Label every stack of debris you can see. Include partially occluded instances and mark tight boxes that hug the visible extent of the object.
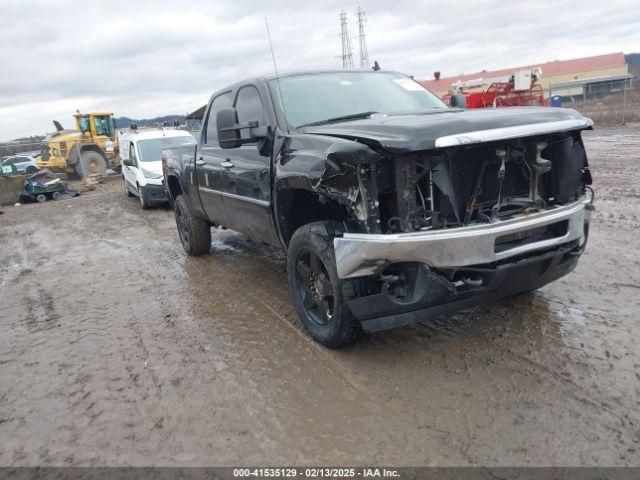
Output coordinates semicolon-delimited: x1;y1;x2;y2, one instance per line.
20;169;79;203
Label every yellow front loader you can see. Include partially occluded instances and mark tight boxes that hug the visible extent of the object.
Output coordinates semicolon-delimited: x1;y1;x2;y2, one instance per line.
38;111;121;178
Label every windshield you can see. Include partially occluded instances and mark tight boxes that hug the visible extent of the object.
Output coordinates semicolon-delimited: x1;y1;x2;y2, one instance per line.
270;72;448;128
136;136;196;162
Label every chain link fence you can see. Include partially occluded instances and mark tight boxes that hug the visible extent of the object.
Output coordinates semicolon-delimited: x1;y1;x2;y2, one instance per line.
549;74;638;125
0;140;46;160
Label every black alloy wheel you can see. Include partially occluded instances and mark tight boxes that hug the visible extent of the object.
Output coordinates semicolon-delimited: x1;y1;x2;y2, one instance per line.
173;194;211;256
293;249;335;327
287;222;362;348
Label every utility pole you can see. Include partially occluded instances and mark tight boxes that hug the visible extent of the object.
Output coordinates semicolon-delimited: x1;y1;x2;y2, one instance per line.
622;75;628;125
357;7;369;69
339;10;354;69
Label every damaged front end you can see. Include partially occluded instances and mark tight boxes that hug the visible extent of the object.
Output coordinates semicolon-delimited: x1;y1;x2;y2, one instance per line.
307;124;594;331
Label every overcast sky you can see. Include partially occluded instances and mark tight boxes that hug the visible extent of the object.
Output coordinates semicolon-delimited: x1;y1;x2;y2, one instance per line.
1;0;638;140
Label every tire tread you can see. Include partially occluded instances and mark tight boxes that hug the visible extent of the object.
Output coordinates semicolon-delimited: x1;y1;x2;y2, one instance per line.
175;194;211;256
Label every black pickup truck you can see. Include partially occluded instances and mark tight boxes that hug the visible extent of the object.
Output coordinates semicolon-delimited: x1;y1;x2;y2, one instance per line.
163;70;594;348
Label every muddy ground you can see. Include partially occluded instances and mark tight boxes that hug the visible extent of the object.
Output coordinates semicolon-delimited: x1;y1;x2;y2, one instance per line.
1;125;639;467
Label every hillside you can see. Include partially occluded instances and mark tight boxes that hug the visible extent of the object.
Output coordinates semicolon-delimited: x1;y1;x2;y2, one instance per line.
114;115;186;129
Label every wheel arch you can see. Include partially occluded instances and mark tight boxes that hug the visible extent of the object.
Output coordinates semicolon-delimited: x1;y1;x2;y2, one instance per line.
69;143;106;166
275;186;349;247
80;144;106;159
166;174;184;205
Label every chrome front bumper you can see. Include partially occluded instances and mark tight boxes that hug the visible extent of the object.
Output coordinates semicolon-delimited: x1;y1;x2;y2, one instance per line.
334;198;591;279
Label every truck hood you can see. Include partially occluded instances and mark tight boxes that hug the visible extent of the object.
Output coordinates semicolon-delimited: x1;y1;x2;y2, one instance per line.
300;107;593;153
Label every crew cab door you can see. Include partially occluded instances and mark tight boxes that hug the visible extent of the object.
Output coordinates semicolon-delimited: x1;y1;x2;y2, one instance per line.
218;85;279;245
196;91;233;226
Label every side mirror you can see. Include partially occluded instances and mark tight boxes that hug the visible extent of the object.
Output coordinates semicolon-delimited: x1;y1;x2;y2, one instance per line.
217;108;263;149
123;158;134;167
450;92;467;109
217;108;242;149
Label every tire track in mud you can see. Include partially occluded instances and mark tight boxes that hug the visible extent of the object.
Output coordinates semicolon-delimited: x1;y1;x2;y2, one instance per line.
187;236;635;463
138;209;409;418
148;234;468;464
0;189;213;465
84;193;436;464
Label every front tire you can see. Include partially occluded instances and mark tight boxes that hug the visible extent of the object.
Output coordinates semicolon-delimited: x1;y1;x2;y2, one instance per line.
75;151;107;178
287;222;362;349
123;176;133;197
174;194;211;256
138;184;150;209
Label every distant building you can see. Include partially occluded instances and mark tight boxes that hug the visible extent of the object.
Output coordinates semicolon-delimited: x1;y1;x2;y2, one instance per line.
421;52;630;98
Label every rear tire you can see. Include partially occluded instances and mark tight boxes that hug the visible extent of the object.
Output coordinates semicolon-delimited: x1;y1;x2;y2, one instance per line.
76;151;107;178
174;194;211;256
287;222;362;349
26;166;38;174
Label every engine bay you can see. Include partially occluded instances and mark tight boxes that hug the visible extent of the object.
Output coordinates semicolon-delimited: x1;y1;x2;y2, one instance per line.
367;132;592;234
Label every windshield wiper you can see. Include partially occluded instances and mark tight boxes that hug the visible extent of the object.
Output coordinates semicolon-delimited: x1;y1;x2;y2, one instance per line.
297;111;380;128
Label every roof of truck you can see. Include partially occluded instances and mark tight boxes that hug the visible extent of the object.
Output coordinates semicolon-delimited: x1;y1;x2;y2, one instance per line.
209;69;408;99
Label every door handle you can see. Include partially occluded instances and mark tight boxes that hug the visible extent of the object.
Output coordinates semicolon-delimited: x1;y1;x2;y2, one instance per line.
221;160;234;169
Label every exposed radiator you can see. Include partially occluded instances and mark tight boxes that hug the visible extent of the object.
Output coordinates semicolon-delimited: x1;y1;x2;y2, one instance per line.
450;153;530;219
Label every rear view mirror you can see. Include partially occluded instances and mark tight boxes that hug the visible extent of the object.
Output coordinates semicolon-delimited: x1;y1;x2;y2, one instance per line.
123;158;134;167
450;92;467;109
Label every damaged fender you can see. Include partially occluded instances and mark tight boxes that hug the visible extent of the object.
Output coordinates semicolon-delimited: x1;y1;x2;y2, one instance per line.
274;134;383;241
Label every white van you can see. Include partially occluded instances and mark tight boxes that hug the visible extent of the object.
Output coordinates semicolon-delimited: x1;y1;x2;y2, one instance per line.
119;127;196;209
